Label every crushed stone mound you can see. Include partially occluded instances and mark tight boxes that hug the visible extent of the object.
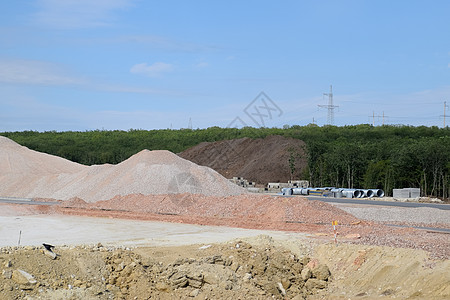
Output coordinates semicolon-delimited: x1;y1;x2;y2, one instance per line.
0;136;245;202
178;135;307;184
63;193;360;226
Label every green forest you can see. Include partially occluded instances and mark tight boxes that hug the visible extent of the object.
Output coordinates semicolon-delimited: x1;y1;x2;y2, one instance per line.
2;125;450;199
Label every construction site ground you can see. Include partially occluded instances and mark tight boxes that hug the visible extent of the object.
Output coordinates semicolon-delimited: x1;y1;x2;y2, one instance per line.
0;136;448;299
1;196;449;300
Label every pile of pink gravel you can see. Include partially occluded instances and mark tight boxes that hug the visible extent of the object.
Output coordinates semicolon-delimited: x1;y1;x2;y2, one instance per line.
0;136;245;202
62;193;361;225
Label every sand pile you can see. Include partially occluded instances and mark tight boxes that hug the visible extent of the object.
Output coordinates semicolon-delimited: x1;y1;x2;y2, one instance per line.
0;136;244;202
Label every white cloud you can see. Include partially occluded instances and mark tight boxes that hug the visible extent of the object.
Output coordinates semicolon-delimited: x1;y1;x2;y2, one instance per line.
195;62;209;68
93;83;185;96
121;35;221;52
0;59;83;85
130;62;174;77
0;58;183;94
34;0;133;29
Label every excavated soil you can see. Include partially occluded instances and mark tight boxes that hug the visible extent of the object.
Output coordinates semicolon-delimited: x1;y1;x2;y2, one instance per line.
178;135;307;184
0;237;334;299
1;235;449;300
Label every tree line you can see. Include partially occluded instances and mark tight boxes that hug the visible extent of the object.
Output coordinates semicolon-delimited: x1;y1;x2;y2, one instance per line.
2;125;449;199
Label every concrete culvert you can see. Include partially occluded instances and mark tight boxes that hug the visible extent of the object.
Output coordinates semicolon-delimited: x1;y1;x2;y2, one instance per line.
361;189;375;198
370;189;385;197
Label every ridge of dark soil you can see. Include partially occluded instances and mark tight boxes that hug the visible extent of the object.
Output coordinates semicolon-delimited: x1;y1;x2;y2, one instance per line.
178;135;307;185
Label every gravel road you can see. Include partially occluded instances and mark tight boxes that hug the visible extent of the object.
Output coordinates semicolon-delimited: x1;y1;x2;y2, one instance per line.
333;204;450;225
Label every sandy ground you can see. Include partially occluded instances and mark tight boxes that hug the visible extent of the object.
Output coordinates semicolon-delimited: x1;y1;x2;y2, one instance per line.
0;214;310;248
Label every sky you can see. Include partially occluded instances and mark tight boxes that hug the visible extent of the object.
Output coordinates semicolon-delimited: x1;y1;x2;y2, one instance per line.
1;0;450;131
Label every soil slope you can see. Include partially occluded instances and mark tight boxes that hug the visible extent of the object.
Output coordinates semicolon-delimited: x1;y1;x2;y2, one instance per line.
179;135;307;184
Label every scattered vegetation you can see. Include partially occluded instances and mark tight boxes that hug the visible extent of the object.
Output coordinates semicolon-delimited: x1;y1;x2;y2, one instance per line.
2;125;449;198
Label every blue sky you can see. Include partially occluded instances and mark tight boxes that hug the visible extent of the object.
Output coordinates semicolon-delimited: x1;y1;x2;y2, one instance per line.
1;0;449;131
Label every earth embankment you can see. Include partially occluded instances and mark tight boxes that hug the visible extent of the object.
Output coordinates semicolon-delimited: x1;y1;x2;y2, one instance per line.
179;135;307;184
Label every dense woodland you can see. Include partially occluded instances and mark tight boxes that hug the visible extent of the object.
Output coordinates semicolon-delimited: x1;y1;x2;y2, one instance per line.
2;125;450;199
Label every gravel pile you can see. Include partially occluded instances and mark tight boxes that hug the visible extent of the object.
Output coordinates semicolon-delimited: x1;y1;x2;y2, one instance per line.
0;136;245;202
63;193;361;225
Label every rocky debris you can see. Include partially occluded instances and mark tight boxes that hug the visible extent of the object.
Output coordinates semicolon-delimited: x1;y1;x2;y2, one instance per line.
0;239;330;299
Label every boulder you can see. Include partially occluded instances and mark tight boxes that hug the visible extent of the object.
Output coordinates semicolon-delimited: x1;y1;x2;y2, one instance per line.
311;264;330;281
305;278;327;290
301;268;311;281
12;269;37;285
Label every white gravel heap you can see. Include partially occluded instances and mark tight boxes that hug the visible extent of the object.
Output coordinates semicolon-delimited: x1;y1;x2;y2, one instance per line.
0;136;245;202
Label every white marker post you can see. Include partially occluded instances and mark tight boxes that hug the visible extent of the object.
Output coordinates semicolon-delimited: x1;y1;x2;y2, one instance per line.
332;221;338;244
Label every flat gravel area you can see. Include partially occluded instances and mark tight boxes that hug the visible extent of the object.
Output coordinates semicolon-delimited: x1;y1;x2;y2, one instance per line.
0;215;309;247
333;204;450;225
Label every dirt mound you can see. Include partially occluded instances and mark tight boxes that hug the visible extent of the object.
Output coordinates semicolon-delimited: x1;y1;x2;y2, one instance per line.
0;239;331;299
0;136;244;202
178;135;307;184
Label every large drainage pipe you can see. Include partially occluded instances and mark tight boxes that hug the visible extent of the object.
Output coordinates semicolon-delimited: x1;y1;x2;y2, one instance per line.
283;187;384;198
292;188;309;195
370;189;385;197
342;189;363;198
281;188;292;196
360;189;375;198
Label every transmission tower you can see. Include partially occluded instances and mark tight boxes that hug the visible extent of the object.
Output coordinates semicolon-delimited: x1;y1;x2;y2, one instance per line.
318;85;339;125
369;111;389;126
441;101;448;128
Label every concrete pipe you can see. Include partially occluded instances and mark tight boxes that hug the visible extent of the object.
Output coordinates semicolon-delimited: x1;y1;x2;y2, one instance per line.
281;188;292;196
356;190;365;198
292;188;302;195
361;189;375;198
342;189;362;198
292;188;309;195
370;189;385;197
